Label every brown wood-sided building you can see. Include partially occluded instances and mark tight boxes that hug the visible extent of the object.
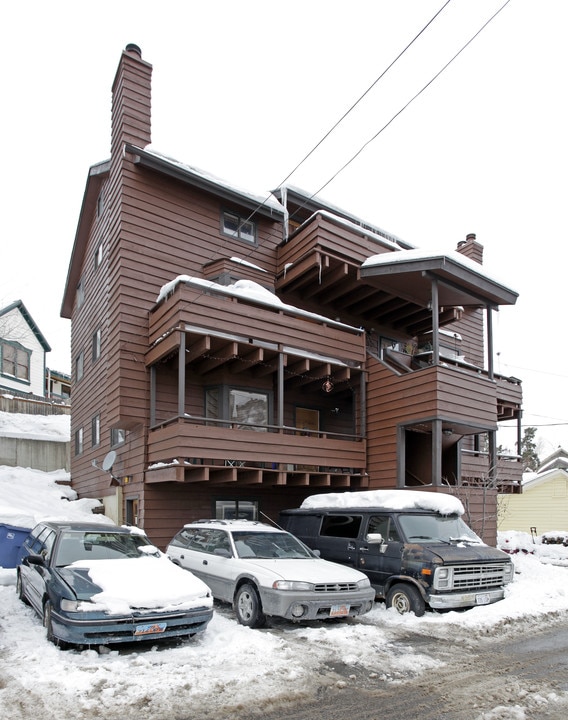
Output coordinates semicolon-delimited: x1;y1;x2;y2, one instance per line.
61;45;523;549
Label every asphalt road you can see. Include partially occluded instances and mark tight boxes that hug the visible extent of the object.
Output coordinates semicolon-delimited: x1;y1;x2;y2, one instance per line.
223;615;568;720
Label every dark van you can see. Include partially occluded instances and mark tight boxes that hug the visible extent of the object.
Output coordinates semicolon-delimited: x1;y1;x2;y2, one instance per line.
279;490;514;616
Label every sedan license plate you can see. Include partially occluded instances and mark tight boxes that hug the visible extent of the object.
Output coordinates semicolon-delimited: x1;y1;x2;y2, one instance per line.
135;622;167;636
476;593;491;605
330;603;350;618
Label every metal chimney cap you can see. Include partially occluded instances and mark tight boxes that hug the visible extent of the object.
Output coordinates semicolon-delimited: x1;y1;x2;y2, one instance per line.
125;43;142;57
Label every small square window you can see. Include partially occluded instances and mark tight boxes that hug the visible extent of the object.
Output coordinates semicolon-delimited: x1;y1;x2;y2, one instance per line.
222;211;256;244
92;415;101;447
92;329;101;362
111;428;126;446
75;428;84;456
75;352;84;381
77;279;85;309
94;243;103;269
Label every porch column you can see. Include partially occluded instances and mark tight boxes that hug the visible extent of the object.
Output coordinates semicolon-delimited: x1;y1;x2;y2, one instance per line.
178;331;186;417
277;350;284;427
488;429;497;485
486;304;494;381
150;365;156;426
397;424;406;488
432;419;442;486
431;277;440;364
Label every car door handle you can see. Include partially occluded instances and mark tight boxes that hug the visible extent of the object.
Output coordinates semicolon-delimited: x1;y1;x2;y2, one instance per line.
203;559;208;565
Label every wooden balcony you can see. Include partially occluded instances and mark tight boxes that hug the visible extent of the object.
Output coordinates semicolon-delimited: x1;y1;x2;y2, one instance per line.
147;277;366;368
146;417;367;488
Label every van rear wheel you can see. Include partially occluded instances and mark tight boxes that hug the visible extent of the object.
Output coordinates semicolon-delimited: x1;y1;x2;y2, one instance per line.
386;583;425;616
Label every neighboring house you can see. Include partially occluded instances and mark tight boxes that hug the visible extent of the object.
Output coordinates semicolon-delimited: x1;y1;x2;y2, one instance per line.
0;300;51;398
498;448;568;534
60;45;523;548
46;368;71;401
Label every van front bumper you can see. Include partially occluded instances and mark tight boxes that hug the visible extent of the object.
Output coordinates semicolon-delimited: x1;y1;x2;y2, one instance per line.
428;587;505;610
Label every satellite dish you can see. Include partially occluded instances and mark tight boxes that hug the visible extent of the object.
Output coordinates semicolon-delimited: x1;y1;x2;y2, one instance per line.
101;451;117;472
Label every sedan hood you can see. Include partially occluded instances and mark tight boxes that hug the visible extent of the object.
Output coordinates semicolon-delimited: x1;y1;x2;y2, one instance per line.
59;556;212;613
241;557;367;584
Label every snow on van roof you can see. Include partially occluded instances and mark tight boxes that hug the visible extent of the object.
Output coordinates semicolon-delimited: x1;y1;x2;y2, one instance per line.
300;489;464;516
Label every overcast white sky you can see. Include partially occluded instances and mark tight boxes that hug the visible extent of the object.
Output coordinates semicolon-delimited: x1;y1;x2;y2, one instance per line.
1;0;566;454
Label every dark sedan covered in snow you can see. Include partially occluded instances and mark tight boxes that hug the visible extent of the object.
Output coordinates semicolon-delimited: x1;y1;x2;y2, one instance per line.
17;520;213;649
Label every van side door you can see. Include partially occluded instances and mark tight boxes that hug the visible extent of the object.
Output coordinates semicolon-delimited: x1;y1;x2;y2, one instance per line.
357;515;403;596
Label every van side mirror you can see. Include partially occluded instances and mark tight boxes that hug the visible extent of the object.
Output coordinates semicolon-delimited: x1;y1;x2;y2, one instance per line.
24;554;46;567
366;533;383;545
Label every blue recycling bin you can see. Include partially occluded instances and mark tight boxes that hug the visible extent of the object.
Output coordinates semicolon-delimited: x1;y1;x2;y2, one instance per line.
0;524;31;568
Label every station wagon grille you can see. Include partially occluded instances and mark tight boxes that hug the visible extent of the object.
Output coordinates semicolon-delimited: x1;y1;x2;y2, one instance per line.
451;563;509;589
314;582;358;592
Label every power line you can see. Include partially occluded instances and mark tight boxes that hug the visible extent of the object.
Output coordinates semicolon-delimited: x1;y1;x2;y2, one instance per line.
275;0;454;189
301;0;512;208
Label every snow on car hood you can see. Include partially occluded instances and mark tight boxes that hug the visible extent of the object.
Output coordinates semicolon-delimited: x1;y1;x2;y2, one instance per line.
63;555;213;614
241;557;367;584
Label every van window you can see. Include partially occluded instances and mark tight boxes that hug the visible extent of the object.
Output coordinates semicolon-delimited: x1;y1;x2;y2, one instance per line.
368;516;401;542
320;514;362;539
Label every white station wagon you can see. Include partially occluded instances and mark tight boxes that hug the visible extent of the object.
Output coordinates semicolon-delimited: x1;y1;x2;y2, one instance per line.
166;520;375;627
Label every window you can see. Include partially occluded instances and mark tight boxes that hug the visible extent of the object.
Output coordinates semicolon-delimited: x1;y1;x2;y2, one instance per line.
92;328;101;361
92;414;101;447
222;211;256;243
230;390;268;431
215;500;258;521
94;243;103;269
77;279;85;309
320;514;362;539
75;428;84;456
111;428;126;446
368;516;401;542
206;387;270;431
0;341;30;382
75;352;84;382
96;190;104;218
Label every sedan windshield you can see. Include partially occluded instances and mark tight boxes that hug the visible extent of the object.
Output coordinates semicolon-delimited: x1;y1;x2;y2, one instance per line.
397;514;483;544
55;531;152;566
232;531;313;559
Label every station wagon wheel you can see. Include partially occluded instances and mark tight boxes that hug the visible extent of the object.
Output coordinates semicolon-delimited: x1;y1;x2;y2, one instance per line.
386;583;425;616
16;571;29;605
234;583;266;628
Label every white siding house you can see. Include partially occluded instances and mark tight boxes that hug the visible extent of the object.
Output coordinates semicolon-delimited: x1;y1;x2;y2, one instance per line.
0;300;51;398
498;447;568;534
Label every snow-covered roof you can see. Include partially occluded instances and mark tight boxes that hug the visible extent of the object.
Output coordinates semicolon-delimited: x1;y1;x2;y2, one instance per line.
156;276;363;335
300;489;464;516
131;145;286;219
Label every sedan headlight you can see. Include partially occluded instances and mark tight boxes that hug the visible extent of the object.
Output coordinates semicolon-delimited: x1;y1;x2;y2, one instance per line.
272;580;313;591
357;577;371;589
60;598;81;612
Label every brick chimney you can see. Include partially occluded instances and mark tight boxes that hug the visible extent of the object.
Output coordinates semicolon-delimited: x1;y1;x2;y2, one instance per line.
456;233;484;265
111;43;152;155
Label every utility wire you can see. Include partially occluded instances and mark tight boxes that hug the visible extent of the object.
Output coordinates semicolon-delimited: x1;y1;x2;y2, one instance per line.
275;0;454;189
230;0;455;242
298;0;512;215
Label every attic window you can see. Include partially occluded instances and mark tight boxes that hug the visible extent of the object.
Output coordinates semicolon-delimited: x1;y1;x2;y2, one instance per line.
222;211;256;244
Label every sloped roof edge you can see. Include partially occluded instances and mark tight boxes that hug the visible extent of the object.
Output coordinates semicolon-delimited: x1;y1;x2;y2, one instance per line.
0;299;51;352
128;145;286;221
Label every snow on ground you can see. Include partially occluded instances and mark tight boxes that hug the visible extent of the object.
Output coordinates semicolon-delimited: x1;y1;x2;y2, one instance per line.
1;465;568;719
0;410;70;442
